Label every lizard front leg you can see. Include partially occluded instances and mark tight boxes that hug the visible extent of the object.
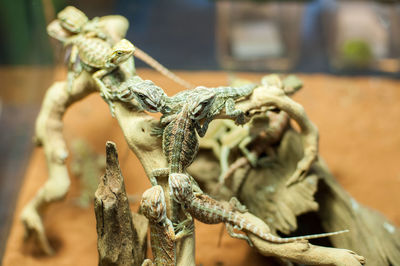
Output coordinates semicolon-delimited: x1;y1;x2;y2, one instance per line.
149;168;169;186
93;69;115;116
229;197;248;213
150;125;164;137
226;223;253;246
195;118;212;138
173;215;194;241
238;135;258;167
225;98;247;125
66;45;80;93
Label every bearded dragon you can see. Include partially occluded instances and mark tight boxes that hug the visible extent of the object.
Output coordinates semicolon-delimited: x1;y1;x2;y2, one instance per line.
49;6;194;92
116;80;256;136
57;6;108;40
148;92;216;186
140;185;192;266
169;173;349;245
218;74;303;183
165;84;257;135
65;35;135;115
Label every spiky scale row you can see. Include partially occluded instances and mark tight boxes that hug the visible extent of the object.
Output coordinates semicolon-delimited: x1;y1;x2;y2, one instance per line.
170;173;349;244
74;37;112;68
163;103;199;174
190;194;348;243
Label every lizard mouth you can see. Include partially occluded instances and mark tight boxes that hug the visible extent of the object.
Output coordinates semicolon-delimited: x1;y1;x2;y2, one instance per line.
144;101;159;113
147;105;158;112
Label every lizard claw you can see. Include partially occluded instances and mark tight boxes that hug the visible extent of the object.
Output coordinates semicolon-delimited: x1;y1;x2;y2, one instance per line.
234;113;248;125
150;126;164;137
245;152;258;168
99;88;116;117
174;220;194;236
286;159;310;186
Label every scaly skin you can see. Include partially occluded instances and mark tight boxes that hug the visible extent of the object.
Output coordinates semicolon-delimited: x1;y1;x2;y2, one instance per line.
169;173;349;245
119;83;256;137
57;5;194;89
50;5;193;106
165;84;257;135
47;19;74;43
218;74;302;184
54;6;112;94
140;185;192;266
57;6;89;34
219;110;290;184
113;76;169;113
65;35;135;115
149;93;215;186
56;6;114;42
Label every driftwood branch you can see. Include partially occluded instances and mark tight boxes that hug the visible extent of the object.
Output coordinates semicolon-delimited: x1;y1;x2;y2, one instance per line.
242;212;365;266
21;70;369;265
191;122;400;265
112;102;196;266
19;20;375;263
95;141;148;266
20;72;97;255
314;159;400;265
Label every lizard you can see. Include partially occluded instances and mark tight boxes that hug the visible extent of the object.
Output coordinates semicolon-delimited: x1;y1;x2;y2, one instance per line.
115;80;256;137
53;6;114;93
169;173;349;246
217;74;303;184
113;75;170;114
218;110;290;185
147;91;216;186
140;185;193;266
165;84;257;135
57;6;107;40
50;6;195;92
64;35;135;115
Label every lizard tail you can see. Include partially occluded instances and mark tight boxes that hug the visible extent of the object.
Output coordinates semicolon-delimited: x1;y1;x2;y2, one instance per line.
263;229;349;243
133;47;195;90
258;229;350;243
241;218;349;243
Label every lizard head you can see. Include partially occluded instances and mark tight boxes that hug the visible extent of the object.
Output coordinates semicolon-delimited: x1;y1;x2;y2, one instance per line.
121;76;167;113
140;185;167;224
188;88;215;120
57;6;88;33
169;173;193;204
47;20;73;42
108;39;135;65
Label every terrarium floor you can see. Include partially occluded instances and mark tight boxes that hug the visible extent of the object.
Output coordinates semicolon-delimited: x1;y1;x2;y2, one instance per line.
3;70;400;266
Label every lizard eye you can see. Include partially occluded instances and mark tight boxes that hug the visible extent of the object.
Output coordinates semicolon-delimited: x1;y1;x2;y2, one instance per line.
136;93;146;99
117;51;122;55
163;106;171;113
144;99;158;111
191;100;212;119
135;93;158;113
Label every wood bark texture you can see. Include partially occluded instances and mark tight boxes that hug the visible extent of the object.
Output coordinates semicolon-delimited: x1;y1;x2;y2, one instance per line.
94;141;148;266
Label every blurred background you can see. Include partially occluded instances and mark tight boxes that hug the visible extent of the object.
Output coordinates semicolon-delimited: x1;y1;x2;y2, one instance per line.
1;0;400;73
1;0;400;262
